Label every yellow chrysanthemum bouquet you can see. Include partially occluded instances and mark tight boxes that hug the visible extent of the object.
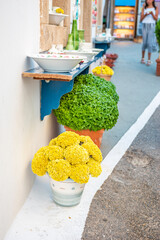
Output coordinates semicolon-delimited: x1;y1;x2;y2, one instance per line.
92;65;114;81
31;131;103;184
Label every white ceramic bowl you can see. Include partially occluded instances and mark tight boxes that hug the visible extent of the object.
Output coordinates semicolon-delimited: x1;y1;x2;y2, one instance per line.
79;42;93;51
49;13;68;25
63;50;97;61
29;54;84;72
91;48;104;52
95;36;106;42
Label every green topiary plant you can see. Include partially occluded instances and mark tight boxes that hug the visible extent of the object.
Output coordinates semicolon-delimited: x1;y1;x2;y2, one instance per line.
155;19;160;58
53;74;119;131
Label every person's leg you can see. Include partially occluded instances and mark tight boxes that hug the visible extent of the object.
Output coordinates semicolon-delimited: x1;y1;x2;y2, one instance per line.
148;52;151;61
146;24;155;66
146;52;151;66
141;24;147;63
141;50;145;63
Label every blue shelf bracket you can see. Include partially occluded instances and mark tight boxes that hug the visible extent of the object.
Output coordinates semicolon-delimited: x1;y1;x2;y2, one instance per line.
40;65;90;120
93;41;110;56
41;79;74;120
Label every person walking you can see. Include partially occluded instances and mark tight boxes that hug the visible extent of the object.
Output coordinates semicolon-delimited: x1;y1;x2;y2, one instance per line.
140;0;158;66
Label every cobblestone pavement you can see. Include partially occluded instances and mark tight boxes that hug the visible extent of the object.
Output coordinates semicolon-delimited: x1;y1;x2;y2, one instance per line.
82;106;160;240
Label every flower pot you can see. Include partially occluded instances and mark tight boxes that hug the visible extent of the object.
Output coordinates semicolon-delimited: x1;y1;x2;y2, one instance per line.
50;178;85;206
64;126;105;148
105;53;118;60
156;58;160;76
94;73;112;81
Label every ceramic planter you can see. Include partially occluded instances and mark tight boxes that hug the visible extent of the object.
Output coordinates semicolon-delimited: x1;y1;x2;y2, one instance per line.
156;58;160;76
64;126;105;148
50;178;85;206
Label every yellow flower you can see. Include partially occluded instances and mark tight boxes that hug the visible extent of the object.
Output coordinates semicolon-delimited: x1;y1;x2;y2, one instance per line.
48;146;64;161
87;159;102;177
31;152;48;176
79;135;93;145
96;70;101;75
49;137;58;146
70;164;89;184
64;144;89;165
56;8;64;14
47;159;71;181
82;142;103;162
56;131;80;148
92;65;114;76
35;147;49;160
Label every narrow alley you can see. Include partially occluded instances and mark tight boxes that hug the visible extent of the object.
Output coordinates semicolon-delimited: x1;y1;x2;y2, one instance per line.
4;41;160;240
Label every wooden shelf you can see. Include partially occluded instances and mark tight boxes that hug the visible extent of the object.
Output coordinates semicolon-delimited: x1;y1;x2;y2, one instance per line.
22;58;99;82
115;37;134;40
114;20;134;22
114;12;135;15
22;68;72;82
114;28;134;30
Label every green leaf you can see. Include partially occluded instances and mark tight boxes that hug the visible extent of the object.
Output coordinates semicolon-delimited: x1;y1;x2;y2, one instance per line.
53;74;119;131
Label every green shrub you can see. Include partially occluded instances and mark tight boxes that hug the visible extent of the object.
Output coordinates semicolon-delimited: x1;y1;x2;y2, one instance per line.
53;74;119;131
155;19;160;50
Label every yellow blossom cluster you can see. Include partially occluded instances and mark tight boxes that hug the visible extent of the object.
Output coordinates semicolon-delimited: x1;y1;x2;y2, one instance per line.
56;8;64;14
31;152;48;176
70;165;90;184
47;159;71;181
64;144;89;165
92;65;114;76
87;160;102;177
31;131;103;184
82;142;103;162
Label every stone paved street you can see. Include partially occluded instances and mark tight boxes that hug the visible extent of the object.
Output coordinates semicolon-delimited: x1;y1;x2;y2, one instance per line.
82;62;160;240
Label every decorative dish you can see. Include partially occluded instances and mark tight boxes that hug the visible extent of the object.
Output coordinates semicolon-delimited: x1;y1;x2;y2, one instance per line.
49;13;68;25
29;54;84;72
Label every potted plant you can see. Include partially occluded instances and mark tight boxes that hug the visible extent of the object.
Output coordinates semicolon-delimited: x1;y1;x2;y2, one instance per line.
31;131;103;206
53;74;119;147
92;65;114;81
155;19;160;76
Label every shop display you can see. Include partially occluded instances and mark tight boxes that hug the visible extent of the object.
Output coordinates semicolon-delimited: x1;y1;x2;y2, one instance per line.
113;6;136;39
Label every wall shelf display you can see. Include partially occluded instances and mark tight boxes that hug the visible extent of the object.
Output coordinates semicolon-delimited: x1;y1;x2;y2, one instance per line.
113;0;137;40
22;53;103;120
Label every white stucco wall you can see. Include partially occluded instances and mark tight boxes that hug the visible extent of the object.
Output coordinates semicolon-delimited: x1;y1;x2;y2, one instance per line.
0;1;57;239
